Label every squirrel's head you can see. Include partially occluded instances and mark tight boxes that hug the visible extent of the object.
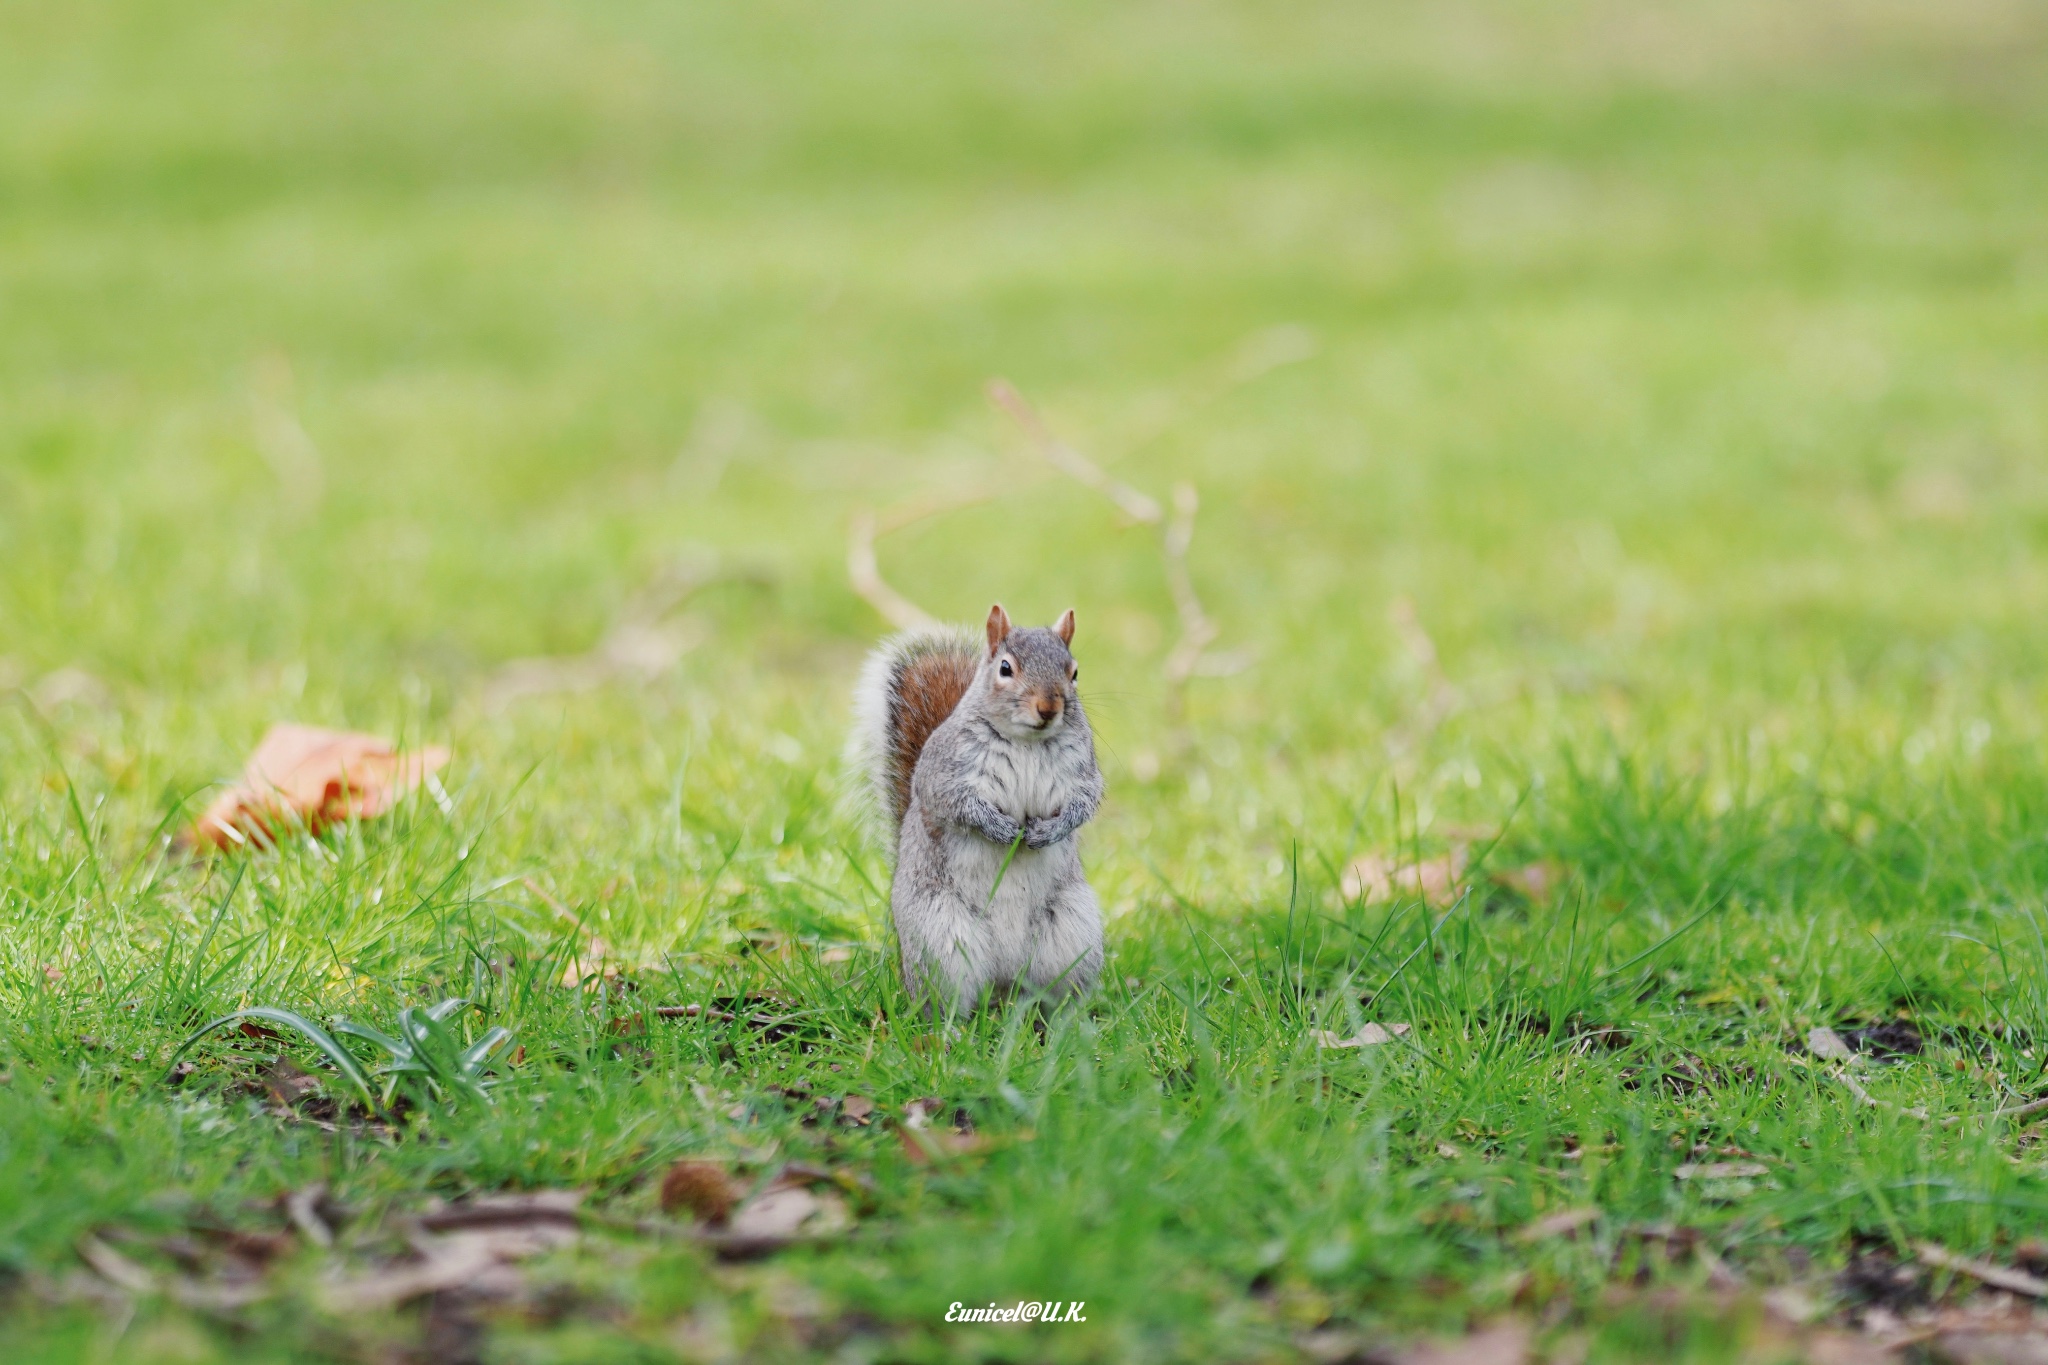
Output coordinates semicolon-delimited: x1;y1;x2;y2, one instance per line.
980;603;1080;740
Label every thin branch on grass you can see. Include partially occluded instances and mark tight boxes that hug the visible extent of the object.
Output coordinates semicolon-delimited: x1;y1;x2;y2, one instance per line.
1113;325;1319;464
286;1184;335;1249
1980;1094;2048;1123
845;333;1303;728
986;378;1245;721
1916;1241;2048;1298
1828;1065;2048;1128
985;379;1162;523
1832;1068;1929;1121
1160;482;1221;703
845;492;1004;632
1930;1091;2048;1130
480;553;764;710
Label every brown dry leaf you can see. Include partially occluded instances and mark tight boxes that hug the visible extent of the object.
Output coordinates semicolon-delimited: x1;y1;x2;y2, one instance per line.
1513;1207;1600;1243
729;1185;837;1241
1807;1027;1855;1061
902;1097;946;1130
561;938;615;989
321;1191;582;1312
661;1160;739;1224
709;1170;854;1257
185;724;449;852
319;1228;571;1312
1313;1022;1411;1049
898;1124;1029;1166
1342;847;1469;905
896;1098;1011;1163
840;1095;875;1125
1380;1320;1532;1365
1926;1330;2048;1365
1800;1332;1895;1365
897;1126;994;1165
1494;861;1566;902
677;1164;866;1258
260;1058;323;1108
1675;1162;1769;1180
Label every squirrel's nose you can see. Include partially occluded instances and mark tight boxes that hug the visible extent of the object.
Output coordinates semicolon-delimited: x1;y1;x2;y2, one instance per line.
1034;697;1060;721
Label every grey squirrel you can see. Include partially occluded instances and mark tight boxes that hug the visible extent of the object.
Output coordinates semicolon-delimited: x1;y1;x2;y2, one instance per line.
849;603;1104;1016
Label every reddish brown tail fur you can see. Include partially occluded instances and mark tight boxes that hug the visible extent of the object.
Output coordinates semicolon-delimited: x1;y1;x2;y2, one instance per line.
882;647;978;827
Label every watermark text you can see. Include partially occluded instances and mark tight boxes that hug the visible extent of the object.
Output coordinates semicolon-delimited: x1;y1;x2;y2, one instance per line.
946;1300;1087;1324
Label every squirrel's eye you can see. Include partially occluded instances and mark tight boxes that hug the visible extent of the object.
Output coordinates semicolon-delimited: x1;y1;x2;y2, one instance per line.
998;659;1013;678
1071;666;1078;681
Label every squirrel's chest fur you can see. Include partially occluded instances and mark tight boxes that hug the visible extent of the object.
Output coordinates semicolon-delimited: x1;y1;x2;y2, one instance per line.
904;721;1088;921
971;723;1087;824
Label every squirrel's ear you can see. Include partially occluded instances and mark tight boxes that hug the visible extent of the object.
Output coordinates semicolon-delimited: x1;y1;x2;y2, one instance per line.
1054;608;1075;645
985;603;1012;654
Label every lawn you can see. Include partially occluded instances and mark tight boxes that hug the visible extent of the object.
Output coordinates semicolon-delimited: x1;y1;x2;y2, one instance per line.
5;1;2048;1360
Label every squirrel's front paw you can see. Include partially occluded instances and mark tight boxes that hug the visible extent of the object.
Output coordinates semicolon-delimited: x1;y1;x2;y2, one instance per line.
1022;816;1062;849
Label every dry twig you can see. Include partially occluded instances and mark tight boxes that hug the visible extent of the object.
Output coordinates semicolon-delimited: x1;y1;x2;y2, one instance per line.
985;379;1162;523
1917;1241;2048;1298
986;378;1242;718
1832;1068;1930;1121
480;554;758;710
1975;1094;2048;1124
1828;1063;2048;1129
1160;482;1221;702
846;490;999;632
1074;324;1317;470
846;331;1308;730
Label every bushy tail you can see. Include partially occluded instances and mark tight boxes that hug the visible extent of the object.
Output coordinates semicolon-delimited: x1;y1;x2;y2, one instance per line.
846;626;981;843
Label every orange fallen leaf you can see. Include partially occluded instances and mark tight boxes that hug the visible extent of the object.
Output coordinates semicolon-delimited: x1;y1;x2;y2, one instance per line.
184;724;449;852
1341;847;1469;905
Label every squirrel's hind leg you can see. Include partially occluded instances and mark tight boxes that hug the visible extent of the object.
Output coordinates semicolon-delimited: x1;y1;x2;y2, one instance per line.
898;921;997;1021
1022;878;1104;1003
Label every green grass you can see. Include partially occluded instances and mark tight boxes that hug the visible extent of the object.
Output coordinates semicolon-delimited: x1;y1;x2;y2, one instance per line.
6;0;2048;1359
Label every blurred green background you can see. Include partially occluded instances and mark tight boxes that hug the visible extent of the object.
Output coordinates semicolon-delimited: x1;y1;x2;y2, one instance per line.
1;0;2045;911
7;3;2048;1358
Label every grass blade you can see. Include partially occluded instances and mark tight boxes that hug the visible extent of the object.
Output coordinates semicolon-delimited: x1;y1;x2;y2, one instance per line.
162;1006;377;1111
